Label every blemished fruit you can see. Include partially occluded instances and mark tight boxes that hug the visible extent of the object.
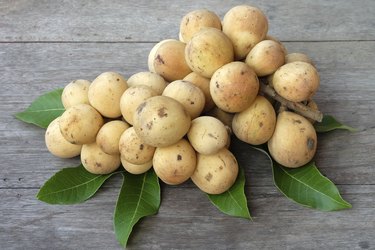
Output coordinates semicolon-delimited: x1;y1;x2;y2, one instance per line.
132;96;191;148
183;72;215;112
81;142;121;174
59;104;104;145
44;4;323;197
45;117;82;158
162;80;205;119
222;5;268;60
185;27;234;78
120;85;158;125
191;148;239;194
96;120;130;155
268;111;317;168
272;62;320;102
88;72;128;118
148;39;192;82
187;116;229;155
179;9;222;43
153;139;197;185
119;127;156;165
210;61;259;113
232;95;276;145
245;40;285;77
61;79;90;109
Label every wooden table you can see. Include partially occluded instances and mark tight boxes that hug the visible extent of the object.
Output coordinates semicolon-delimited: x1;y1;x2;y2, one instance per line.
1;1;374;249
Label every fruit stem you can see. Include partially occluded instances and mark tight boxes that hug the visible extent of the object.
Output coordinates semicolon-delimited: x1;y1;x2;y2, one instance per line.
259;81;323;122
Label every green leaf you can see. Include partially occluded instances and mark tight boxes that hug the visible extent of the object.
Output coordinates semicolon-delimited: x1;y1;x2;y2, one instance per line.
272;161;352;211
251;146;351;211
314;114;356;133
114;170;160;247
15;88;65;128
208;167;251;219
37;164;120;204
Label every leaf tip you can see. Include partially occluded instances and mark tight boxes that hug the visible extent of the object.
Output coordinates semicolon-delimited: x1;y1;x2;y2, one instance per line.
343;200;352;209
35;191;41;200
345;126;358;132
14;111;26;121
244;213;252;221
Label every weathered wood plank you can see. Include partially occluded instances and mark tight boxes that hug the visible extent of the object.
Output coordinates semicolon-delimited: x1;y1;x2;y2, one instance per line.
1;18;374;249
0;0;374;42
1;186;374;249
1;41;374;188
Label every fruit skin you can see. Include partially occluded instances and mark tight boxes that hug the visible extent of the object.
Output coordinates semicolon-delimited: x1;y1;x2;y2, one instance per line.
272;61;320;102
148;39;177;73
121;157;153;175
267;111;317;168
148;40;192;82
120;85;158;125
232;95;276;145
245;40;285;77
119;127;155;165
210;61;259;113
133;96;191;148
162;80;205;119
179;9;222;43
183;72;215;112
187;116;229;155
59;104;104;145
96;120;130;155
88;72;128;118
153;139;197;185
45;117;82;158
222;5;268;60
185;28;234;78
191;148;239;194
126;71;167;95
61;79;90;109
81;142;121;175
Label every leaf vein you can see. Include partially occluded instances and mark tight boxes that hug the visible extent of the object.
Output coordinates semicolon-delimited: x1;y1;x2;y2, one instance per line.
280;166;349;207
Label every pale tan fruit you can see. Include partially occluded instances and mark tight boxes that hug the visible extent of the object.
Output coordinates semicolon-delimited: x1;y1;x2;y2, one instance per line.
273;62;320;102
153;139;197;185
179;9;222;43
185;28;234;78
45;117;82;158
232;95;276;145
222;5;268;59
59;104;104;145
88;72;128;118
210;61;259;113
81;143;121;174
268;111;317;168
61;79;90;109
96;120;130;155
133;96;191;147
191;148;239;194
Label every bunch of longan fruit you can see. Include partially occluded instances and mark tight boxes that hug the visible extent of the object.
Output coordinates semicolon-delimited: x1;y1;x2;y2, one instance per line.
45;5;321;194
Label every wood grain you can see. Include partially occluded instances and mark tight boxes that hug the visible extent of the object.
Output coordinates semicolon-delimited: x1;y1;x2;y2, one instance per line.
0;0;374;42
1;0;375;249
1;186;374;249
1;42;374;188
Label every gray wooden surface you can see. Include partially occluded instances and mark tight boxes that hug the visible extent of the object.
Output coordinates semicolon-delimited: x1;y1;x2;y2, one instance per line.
1;1;374;249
